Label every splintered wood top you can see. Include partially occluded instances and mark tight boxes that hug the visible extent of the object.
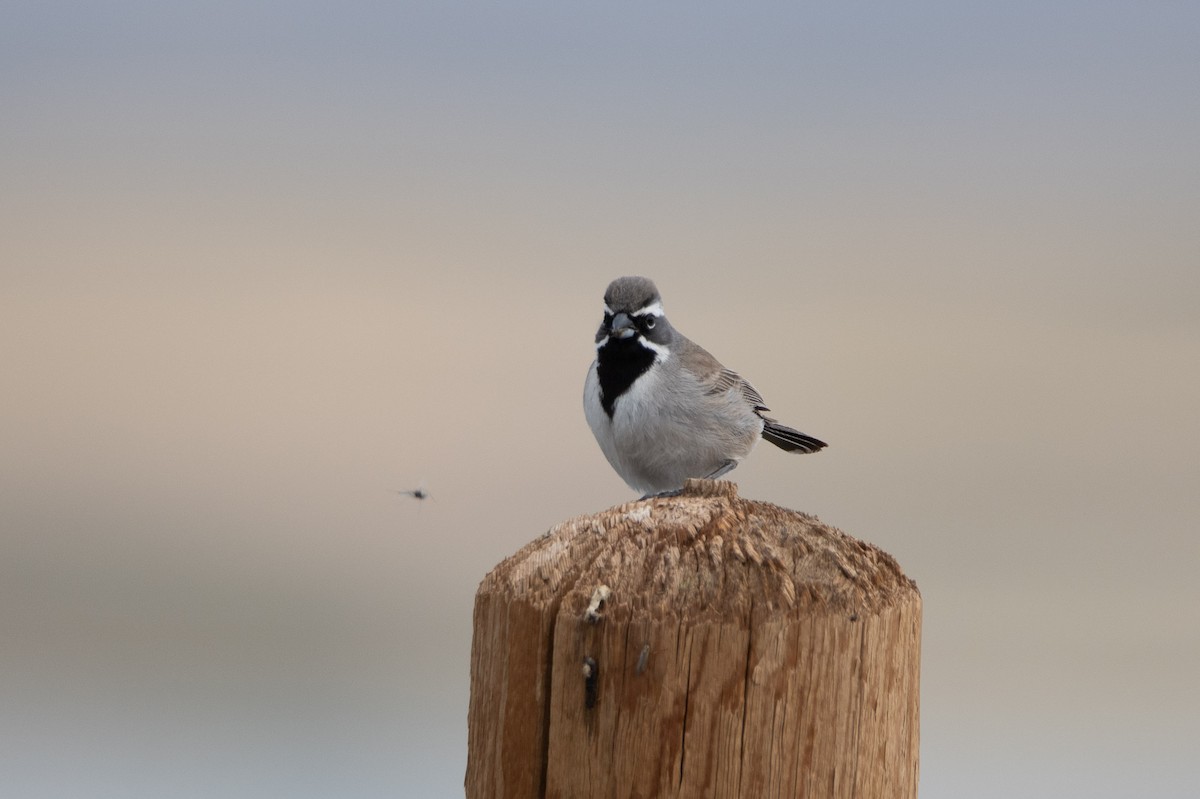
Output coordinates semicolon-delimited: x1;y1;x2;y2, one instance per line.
479;479;917;620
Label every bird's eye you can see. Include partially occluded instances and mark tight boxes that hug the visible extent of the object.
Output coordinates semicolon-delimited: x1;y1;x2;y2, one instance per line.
643;316;656;329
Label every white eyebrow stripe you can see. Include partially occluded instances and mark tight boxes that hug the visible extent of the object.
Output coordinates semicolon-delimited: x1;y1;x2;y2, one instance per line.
603;305;614;315
632;301;663;317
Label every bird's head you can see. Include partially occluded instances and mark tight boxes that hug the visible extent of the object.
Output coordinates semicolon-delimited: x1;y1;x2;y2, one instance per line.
596;276;672;358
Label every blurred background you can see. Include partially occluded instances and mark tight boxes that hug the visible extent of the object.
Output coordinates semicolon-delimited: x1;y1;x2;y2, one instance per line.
3;2;1198;797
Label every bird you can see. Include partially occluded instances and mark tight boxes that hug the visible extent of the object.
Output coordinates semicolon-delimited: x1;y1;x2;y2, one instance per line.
583;276;826;498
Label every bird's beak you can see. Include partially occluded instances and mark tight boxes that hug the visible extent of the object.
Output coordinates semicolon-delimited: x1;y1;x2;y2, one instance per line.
609;312;636;339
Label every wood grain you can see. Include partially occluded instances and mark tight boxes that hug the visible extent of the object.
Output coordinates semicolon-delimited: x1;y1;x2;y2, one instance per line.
466;479;921;798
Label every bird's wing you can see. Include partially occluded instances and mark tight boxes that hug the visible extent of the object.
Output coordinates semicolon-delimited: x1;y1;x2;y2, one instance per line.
679;335;827;454
681;338;772;412
708;368;771;412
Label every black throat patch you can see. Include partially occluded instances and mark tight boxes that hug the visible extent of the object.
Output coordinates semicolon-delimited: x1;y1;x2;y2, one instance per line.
596;337;656;418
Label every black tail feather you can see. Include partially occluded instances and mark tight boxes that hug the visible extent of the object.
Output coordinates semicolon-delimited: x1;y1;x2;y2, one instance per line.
762;421;827;454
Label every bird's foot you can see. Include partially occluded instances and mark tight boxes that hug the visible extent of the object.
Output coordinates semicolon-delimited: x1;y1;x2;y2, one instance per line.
702;459;738;481
640;488;683;500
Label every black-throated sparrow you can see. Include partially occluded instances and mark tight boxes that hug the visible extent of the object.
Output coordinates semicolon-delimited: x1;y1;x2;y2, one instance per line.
584;276;826;497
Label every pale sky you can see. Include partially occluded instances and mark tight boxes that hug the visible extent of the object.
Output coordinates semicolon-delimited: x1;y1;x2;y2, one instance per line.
3;3;1198;797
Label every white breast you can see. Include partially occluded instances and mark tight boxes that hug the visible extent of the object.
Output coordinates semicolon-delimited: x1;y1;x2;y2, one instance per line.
583;359;680;494
584;360;653;485
584;354;763;496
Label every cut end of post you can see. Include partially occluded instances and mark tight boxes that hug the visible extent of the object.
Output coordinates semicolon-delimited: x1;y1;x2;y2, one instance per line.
484;478;917;619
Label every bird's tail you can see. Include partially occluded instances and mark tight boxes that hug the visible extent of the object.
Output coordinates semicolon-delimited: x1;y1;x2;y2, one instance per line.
762;420;827;454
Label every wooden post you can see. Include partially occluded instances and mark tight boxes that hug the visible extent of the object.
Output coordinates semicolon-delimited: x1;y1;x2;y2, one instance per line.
466;479;921;798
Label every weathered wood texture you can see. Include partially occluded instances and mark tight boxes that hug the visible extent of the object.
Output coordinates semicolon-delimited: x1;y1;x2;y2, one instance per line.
466;479;921;798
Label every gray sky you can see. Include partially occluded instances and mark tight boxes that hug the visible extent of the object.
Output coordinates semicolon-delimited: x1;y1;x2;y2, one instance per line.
3;3;1198;797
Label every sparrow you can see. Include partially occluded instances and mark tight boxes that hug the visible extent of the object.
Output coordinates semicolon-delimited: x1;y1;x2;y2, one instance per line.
584;276;826;497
